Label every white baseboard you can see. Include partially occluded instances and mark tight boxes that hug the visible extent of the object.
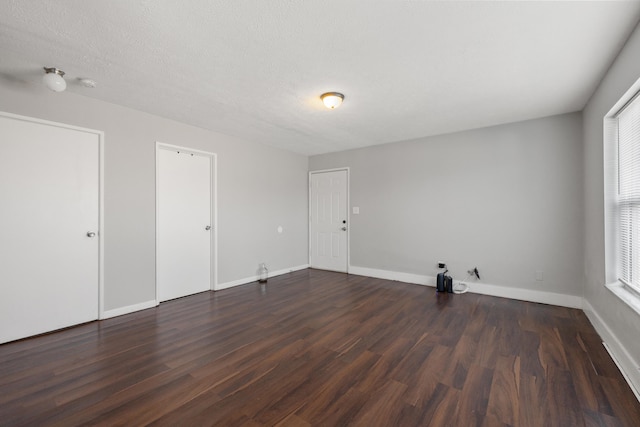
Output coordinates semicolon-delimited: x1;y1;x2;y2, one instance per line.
101;299;157;319
466;281;582;309
583;300;640;403
349;266;432;287
215;264;310;291
99;265;310;318
348;265;582;309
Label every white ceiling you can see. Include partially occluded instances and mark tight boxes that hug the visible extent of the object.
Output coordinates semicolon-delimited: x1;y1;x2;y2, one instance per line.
1;1;639;156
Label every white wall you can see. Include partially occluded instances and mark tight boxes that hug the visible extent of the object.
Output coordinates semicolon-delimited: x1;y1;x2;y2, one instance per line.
583;22;640;387
310;113;584;300
0;80;308;312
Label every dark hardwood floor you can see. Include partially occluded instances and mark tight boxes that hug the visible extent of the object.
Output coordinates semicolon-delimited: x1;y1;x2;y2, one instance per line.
1;269;639;426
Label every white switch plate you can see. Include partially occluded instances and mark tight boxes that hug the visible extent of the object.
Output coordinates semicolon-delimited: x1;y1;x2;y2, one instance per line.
352;207;360;214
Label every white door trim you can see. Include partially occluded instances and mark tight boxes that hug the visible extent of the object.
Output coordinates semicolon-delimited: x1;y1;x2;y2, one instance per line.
0;110;106;319
155;142;218;302
308;167;350;272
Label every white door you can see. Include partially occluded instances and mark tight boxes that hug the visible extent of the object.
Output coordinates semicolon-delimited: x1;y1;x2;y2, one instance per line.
157;147;213;302
0;114;100;344
310;169;348;272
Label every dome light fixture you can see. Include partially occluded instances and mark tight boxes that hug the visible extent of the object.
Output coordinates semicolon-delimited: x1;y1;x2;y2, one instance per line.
321;92;344;109
42;67;67;92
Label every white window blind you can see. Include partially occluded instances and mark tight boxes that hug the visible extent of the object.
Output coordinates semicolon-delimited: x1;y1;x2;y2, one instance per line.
617;93;640;291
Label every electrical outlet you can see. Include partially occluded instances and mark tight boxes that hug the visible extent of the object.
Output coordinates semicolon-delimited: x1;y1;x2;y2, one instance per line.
438;262;446;269
535;270;544;281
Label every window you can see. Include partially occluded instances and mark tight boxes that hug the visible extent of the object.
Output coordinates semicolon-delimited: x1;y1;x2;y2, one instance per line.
616;94;640;295
605;83;640;313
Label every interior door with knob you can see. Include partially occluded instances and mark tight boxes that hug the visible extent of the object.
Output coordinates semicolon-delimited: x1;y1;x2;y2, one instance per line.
310;169;348;272
0;112;100;344
157;145;214;302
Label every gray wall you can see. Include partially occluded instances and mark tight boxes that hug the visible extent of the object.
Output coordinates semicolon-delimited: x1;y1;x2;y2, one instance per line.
310;113;584;297
0;81;308;311
583;23;640;361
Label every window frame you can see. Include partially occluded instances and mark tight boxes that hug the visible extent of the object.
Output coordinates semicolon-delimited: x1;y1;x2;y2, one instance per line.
604;77;640;316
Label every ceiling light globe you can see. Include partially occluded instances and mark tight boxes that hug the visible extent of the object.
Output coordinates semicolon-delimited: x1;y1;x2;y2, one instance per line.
321;92;344;109
43;68;67;92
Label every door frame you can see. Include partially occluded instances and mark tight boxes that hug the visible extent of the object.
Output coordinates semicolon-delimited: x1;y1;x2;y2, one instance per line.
0;110;106;319
155;142;218;302
308;167;350;273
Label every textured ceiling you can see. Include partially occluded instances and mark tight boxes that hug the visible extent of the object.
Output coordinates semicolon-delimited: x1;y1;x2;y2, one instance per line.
1;1;639;156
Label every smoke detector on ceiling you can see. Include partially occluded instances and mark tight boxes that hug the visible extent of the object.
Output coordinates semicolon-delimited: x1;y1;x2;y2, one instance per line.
79;78;97;88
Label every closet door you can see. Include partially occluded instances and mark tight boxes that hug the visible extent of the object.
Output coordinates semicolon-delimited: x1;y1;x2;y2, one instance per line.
157;147;212;302
0;113;100;344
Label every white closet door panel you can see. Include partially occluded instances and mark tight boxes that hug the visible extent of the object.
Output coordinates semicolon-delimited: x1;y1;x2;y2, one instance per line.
157;149;211;302
0;115;99;344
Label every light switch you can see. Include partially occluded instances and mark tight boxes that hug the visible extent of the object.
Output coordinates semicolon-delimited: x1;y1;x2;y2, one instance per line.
352;207;360;214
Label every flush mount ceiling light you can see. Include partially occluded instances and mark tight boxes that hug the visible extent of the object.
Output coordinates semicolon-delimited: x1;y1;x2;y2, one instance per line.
42;67;67;92
321;92;344;109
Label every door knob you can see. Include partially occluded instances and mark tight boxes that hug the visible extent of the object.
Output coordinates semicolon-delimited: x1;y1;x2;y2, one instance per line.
341;226;347;231
205;225;211;231
87;231;96;238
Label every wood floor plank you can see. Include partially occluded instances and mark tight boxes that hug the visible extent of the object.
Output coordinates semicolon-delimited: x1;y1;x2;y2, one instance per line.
402;344;452;407
0;269;638;426
425;385;461;427
349;380;408;427
294;349;380;423
546;366;585;427
453;363;494;427
486;355;520;426
582;408;625;427
599;376;640;422
518;373;550;427
560;330;615;416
